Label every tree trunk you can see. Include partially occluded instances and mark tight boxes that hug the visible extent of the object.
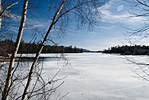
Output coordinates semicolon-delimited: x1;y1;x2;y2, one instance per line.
0;0;1;28
1;0;28;100
21;0;67;100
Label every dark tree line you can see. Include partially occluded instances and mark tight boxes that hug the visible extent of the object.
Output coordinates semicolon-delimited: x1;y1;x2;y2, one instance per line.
103;45;149;55
0;0;106;99
0;39;83;56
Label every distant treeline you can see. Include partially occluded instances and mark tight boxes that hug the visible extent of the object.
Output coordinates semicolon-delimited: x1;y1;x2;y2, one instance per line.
0;39;83;56
103;45;149;55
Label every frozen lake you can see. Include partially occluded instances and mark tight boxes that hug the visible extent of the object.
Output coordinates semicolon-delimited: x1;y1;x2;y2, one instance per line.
41;53;149;100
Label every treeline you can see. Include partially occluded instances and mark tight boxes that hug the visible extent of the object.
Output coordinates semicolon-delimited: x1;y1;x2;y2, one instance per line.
0;39;83;56
103;45;149;55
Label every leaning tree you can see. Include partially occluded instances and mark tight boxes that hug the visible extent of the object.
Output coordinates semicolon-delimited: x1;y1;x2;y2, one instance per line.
0;0;107;100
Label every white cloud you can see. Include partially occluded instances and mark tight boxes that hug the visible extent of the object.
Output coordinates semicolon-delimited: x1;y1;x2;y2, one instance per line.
9;26;19;33
96;25;115;29
5;11;21;21
24;24;45;29
99;10;145;25
99;0;117;10
97;0;146;25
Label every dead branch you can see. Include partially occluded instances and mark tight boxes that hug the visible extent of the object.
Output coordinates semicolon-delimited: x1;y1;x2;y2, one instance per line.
0;1;19;18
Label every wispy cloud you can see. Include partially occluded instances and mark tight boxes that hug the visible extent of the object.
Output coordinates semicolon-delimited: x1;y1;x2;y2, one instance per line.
5;11;21;22
9;26;19;33
96;25;115;29
24;23;46;29
5;10;49;30
99;10;145;25
97;0;146;25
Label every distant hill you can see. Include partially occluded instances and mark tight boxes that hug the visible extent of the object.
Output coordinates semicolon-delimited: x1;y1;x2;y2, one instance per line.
83;49;91;52
103;45;149;55
83;49;102;53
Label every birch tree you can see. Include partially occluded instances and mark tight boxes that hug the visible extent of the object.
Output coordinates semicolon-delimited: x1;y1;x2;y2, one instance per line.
0;0;106;99
0;0;1;28
21;0;102;99
1;0;28;99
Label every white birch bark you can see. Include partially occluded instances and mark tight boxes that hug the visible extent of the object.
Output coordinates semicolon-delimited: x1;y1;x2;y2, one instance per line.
21;0;67;100
21;0;94;99
1;0;28;100
0;0;1;28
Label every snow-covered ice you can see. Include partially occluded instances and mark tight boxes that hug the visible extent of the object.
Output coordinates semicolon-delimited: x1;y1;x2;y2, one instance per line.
41;53;149;100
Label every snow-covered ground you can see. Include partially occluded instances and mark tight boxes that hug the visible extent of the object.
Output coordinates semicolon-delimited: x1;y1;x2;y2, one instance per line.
41;53;149;100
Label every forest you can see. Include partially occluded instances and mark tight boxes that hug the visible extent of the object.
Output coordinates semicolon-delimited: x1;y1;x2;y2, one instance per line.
103;45;149;55
0;39;83;56
1;0;149;99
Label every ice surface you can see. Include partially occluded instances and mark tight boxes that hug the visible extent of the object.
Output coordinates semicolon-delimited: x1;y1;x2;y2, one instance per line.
41;53;149;100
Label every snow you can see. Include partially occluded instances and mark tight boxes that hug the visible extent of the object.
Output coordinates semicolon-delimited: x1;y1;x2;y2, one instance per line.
41;53;149;100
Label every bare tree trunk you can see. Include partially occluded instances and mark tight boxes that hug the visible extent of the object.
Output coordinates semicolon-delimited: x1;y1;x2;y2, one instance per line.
0;0;1;28
1;0;28;100
21;0;67;100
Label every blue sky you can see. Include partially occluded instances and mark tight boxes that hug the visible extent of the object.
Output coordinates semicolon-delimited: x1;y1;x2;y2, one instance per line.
5;0;148;51
57;0;147;51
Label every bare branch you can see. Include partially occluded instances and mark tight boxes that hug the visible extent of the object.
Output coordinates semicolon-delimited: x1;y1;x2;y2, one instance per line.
0;1;19;18
1;0;28;99
21;0;67;100
54;1;91;25
136;0;149;7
